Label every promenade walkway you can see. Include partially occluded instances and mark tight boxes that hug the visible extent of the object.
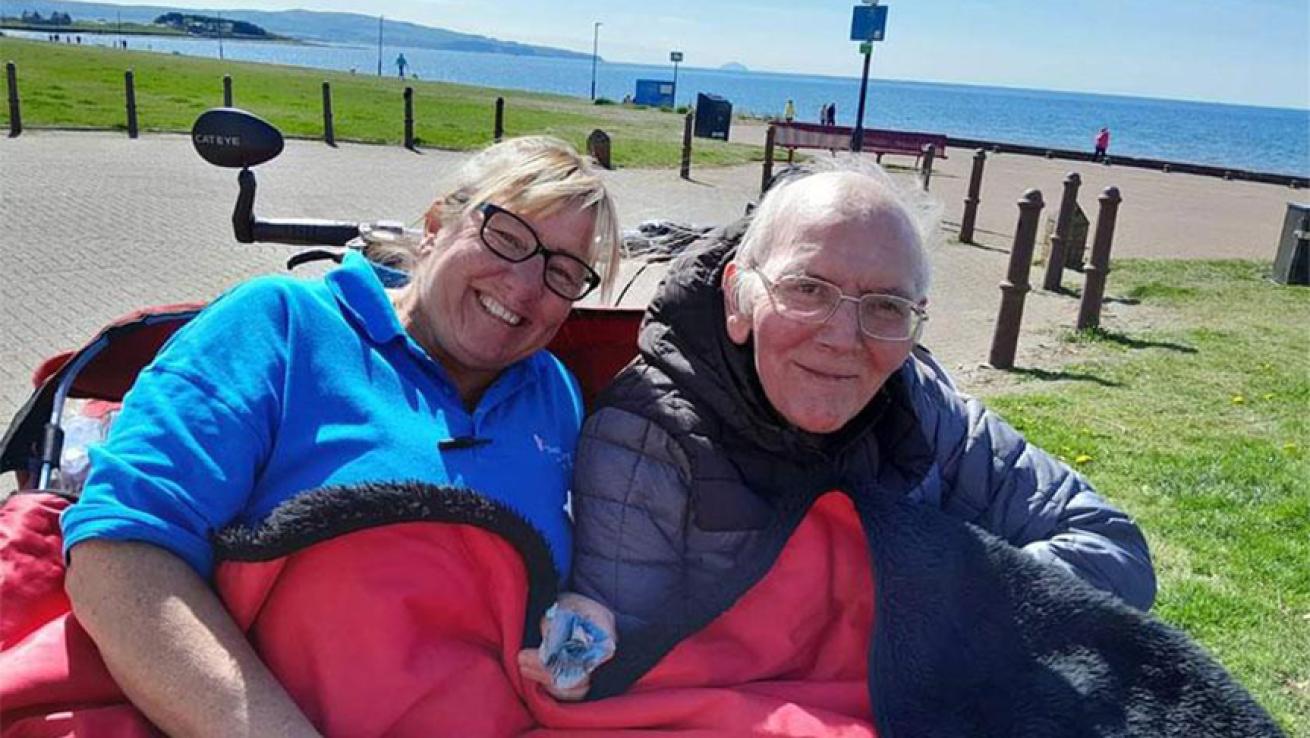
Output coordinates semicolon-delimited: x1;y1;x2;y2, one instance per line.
1;130;1295;429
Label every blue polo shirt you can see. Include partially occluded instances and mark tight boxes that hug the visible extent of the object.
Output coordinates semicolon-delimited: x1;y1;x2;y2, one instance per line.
63;252;583;579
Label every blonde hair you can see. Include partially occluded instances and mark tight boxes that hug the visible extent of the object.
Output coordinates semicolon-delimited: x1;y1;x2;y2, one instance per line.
422;135;621;301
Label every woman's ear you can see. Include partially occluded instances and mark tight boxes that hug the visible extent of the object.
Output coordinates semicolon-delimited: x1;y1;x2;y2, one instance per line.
723;263;751;346
424;203;443;239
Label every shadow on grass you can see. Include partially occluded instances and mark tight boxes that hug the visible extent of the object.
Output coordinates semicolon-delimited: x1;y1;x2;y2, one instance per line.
1072;326;1197;353
1058;285;1142;306
1008;366;1124;387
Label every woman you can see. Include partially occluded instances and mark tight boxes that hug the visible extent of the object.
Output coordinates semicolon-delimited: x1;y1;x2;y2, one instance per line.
57;135;620;737
554;166;1277;735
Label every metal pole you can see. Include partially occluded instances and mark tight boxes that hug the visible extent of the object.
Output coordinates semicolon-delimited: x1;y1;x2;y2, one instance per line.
850;45;872;152
988;189;1045;369
222;74;232;107
590;22;601;100
761;124;776;195
403;86;414;150
1077;187;1122;331
124;69;138;139
959;148;987;243
494;96;504;142
672;61;679;107
6;61;21;137
919;143;936;191
680;110;693;180
377;15;383;77
217;12;224;60
1042;172;1082;292
322;81;335;146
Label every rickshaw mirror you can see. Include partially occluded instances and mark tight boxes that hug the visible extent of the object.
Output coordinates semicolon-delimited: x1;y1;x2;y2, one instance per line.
191;108;284;169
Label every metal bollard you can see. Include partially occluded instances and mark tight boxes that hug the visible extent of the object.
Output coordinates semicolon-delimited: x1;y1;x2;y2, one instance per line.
222;74;232;107
586;129;612;169
322;82;335;146
403;86;415;150
1042;172;1082;291
958;149;986;243
6;61;20;137
919;143;936;191
761;124;776;195
679;111;693;180
124;69;138;139
988;189;1045;369
1077;187;1122;331
494;96;504;142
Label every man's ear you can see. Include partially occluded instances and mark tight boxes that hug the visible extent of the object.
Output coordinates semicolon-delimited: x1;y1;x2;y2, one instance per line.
723;263;751;346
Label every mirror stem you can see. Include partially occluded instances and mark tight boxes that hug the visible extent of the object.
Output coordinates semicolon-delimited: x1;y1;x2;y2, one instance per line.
234;168;256;243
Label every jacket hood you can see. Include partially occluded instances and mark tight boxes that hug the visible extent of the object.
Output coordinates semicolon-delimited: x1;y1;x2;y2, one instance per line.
638;230;891;463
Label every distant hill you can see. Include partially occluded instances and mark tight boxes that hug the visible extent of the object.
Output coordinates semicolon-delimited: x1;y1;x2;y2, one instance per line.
720;62;749;72
8;0;594;59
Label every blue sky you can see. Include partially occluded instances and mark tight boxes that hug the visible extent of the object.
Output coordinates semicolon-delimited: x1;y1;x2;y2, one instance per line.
84;0;1310;109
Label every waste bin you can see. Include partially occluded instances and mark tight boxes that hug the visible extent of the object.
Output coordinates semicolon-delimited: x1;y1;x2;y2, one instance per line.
694;93;732;141
1273;202;1309;286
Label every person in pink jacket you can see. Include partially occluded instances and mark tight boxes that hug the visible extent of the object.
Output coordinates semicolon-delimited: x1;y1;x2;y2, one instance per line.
1094;126;1111;161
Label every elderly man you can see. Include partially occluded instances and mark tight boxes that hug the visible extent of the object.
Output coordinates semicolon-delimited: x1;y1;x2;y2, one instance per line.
530;167;1274;734
574;166;1154;627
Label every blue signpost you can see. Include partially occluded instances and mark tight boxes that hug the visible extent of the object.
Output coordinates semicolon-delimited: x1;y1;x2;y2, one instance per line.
849;2;888;152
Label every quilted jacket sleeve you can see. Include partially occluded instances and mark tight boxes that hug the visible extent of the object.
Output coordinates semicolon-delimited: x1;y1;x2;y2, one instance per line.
910;357;1158;610
570;406;692;637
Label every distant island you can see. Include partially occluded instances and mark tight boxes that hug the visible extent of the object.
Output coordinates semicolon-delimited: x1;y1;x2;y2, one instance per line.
154;12;287;41
8;0;594;59
720;62;749;72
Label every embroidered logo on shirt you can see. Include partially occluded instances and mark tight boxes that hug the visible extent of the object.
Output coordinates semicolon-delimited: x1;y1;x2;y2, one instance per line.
534;433;573;471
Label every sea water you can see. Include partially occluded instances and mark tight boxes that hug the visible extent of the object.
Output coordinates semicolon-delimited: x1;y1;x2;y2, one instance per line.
12;31;1309;177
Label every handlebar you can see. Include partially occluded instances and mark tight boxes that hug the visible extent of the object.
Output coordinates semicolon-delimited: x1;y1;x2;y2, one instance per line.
233;168;361;246
250;219;362;246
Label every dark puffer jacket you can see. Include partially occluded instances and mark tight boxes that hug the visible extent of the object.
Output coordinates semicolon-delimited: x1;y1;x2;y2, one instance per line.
568;237;1283;736
574;233;1155;641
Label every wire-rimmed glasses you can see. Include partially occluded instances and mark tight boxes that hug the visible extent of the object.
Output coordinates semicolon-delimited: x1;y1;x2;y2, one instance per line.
749;269;927;341
477;203;601;301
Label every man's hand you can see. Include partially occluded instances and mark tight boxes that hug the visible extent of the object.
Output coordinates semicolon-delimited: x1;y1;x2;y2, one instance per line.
516;592;616;701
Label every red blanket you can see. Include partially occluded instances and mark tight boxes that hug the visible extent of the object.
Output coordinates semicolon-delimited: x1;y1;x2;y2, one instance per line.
2;491;876;737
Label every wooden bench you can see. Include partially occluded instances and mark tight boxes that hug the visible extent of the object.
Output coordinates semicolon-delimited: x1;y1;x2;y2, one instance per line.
761;122;948;192
772;122;947;161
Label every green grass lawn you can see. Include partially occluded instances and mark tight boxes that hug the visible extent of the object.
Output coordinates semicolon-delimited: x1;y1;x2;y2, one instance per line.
0;37;763;168
983;260;1309;734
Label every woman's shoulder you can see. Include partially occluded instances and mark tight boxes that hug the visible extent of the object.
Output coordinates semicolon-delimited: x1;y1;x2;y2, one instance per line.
202;271;334;323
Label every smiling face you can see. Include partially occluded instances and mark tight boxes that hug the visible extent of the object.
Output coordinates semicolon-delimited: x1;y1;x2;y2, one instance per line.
400;202;596;403
726;188;924;434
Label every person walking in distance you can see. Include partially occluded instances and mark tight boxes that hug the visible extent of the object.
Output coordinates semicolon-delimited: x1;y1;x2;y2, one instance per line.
1093;126;1111;162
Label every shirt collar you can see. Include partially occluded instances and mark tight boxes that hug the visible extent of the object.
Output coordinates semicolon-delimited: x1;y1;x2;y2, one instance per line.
326;251;407;346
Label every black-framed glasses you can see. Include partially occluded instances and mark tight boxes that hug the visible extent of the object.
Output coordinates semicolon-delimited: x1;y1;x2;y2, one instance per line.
748;269;927;342
476;203;601;301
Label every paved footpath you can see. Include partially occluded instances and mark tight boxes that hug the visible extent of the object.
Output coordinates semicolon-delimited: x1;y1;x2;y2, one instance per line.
1;130;1297;432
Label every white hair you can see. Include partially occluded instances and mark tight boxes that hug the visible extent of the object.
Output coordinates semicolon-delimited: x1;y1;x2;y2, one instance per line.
731;158;941;313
